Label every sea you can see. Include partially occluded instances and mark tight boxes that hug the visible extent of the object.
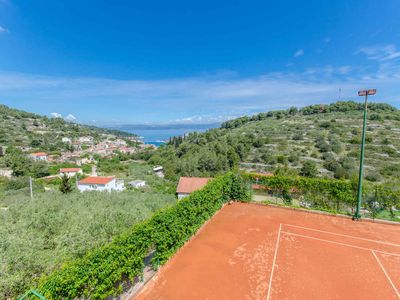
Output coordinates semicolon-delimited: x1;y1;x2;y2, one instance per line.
117;124;220;147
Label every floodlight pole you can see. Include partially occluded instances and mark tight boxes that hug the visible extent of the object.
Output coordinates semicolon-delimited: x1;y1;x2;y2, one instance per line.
353;89;376;220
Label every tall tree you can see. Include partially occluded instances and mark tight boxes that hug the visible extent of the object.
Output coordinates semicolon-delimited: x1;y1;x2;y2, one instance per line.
59;174;73;194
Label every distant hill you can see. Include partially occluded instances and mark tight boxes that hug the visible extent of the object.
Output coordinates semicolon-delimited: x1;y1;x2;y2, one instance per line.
108;123;220;131
149;101;400;182
0;104;136;152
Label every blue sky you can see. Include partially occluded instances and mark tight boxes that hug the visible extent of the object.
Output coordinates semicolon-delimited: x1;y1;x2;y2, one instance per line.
0;0;400;124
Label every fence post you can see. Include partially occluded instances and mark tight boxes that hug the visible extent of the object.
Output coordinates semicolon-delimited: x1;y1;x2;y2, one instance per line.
29;176;33;200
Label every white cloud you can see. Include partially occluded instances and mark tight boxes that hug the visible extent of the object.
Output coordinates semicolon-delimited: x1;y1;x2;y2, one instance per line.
65;114;76;122
357;44;400;62
0;59;399;124
293;49;304;57
174;114;235;124
0;26;8;33
50;112;62;118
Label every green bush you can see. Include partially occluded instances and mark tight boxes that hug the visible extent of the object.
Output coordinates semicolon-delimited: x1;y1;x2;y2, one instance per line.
1;189;175;299
244;173;399;217
244;173;355;212
300;161;318;177
32;173;249;299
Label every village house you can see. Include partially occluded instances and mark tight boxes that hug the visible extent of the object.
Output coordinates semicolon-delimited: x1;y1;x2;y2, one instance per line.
128;180;146;188
59;168;83;177
30;152;48;161
153;165;164;178
75;157;93;166
113;139;127;146
62;137;72;144
0;169;13;178
78;136;94;144
72;142;82;151
77;176;125;192
176;177;212;199
119;147;136;154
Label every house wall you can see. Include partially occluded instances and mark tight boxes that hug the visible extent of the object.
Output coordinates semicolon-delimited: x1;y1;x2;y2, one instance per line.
131;181;145;188
177;193;190;200
0;169;12;178
60;170;83;177
78;179;125;192
32;155;47;161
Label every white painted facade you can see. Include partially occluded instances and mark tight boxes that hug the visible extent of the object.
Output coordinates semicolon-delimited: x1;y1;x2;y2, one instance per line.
59;169;83;177
0;169;12;178
30;153;48;161
77;178;125;192
129;180;146;188
62;137;72;144
177;193;190;200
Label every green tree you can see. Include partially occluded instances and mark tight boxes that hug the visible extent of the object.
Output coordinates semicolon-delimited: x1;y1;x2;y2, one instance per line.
30;161;50;178
59;174;73;194
300;161;318;177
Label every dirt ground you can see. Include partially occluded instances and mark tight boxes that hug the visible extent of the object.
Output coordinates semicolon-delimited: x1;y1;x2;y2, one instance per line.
134;202;400;300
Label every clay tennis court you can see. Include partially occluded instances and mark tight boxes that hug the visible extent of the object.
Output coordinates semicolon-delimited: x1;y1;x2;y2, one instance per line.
134;202;400;300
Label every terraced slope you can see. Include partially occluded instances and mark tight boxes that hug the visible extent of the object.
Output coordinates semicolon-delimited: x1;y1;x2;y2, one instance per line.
151;101;400;182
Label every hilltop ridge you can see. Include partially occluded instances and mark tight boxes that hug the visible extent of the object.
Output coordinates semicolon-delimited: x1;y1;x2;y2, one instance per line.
0;104;137;152
149;101;400;182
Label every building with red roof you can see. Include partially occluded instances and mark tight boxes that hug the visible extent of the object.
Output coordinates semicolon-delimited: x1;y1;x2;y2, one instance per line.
77;176;125;192
30;152;48;161
176;177;212;199
59;168;83;177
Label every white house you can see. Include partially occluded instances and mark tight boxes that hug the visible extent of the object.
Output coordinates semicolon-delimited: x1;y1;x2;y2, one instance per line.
0;169;12;178
129;180;146;188
114;139;127;146
30;152;48;161
77;176;125;192
153;165;164;178
78;136;94;144
62;137;72;144
176;177;211;199
59;168;83;177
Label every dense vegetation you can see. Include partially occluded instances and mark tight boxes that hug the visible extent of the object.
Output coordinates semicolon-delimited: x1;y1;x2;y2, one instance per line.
150;101;400;182
0;188;176;299
24;173;249;299
2;146;51;178
245;173;399;220
0;104;135;152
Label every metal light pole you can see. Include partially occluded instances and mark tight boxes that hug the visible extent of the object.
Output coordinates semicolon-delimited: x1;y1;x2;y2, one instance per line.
353;89;376;220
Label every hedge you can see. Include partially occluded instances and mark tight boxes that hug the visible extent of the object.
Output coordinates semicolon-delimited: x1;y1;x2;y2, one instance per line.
33;173;250;299
244;173;399;217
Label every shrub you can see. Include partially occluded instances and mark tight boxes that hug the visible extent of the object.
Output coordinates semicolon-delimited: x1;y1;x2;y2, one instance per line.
365;171;382;182
300;161;318;177
33;173;249;299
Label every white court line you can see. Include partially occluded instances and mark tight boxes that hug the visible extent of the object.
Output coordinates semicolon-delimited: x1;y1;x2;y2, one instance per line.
266;223;282;300
281;231;400;257
372;250;400;299
283;223;400;248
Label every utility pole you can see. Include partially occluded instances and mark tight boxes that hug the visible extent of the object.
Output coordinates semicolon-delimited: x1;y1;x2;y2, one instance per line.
29;176;33;200
353;89;376;220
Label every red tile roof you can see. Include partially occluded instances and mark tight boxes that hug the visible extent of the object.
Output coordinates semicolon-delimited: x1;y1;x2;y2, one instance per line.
176;177;212;194
60;168;81;172
78;176;114;185
31;152;47;156
252;184;269;190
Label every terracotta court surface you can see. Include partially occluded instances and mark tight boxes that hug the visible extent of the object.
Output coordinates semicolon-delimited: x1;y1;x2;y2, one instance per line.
134;203;400;300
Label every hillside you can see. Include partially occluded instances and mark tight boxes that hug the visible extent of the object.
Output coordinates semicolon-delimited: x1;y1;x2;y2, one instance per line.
0;104;136;152
149;101;400;182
